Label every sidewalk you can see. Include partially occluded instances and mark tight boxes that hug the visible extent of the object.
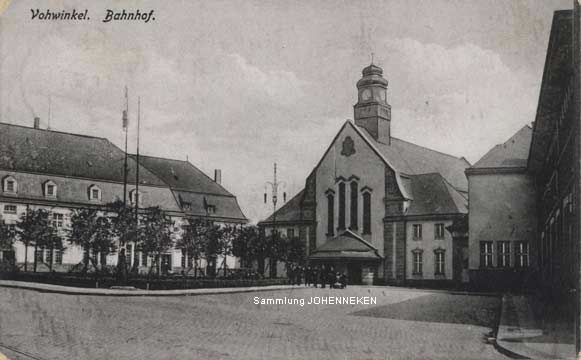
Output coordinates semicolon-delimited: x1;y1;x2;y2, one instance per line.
0;280;306;297
495;293;576;359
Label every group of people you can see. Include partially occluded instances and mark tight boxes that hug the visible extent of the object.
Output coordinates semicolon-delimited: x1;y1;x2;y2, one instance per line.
288;265;347;289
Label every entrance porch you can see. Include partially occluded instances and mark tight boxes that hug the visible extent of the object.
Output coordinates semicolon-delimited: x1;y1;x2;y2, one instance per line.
309;230;382;285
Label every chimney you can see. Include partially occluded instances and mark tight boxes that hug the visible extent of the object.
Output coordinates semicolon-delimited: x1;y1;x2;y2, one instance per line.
33;117;40;129
214;169;222;185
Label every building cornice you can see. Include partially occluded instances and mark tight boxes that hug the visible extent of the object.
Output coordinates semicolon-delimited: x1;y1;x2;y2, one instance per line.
0;168;170;189
465;167;527;176
384;213;465;222
0;196;247;223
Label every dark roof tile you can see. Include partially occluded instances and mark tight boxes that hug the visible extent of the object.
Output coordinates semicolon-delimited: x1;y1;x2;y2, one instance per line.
358;126;470;192
0;123;165;186
406;173;468;216
472;125;532;169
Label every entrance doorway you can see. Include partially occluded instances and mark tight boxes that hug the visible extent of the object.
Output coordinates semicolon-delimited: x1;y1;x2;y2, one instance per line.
161;254;172;274
453;237;469;283
347;263;362;284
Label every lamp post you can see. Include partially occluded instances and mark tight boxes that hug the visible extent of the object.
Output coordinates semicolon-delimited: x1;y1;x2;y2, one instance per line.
264;163;286;278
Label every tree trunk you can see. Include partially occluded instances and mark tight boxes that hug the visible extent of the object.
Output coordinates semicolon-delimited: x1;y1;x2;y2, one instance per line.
33;244;38;273
24;243;28;272
270;259;277;278
49;247;54;272
257;257;265;276
157;254;161;277
223;256;227;278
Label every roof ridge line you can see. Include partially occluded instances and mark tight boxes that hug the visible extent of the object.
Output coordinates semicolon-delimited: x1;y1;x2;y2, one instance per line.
173;188;236;198
259;189;305;223
113;143;171;186
390;136;465;161
439;175;466;212
182;161;234;197
129;152;188;163
343;229;378;251
0;122;109;141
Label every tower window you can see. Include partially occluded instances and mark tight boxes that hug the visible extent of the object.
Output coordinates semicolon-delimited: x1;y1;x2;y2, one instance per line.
362;191;371;234
350;181;358;230
327;193;334;236
338;182;346;230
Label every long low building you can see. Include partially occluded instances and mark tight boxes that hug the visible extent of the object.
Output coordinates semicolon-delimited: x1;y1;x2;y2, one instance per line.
0;119;247;273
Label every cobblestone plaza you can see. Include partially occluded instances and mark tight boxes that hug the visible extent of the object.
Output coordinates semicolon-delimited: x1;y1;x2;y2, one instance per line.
0;286;505;360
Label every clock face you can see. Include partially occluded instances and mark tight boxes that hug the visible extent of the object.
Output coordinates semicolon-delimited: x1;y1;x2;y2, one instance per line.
361;89;372;101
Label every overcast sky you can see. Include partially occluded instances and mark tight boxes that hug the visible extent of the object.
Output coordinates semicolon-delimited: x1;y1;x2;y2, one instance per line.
0;0;572;223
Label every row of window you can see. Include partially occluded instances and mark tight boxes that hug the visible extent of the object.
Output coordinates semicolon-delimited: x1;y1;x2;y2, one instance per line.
3;205;66;228
412;223;446;240
326;180;372;236
480;241;529;268
411;248;446;276
35;247;63;265
2;176;142;203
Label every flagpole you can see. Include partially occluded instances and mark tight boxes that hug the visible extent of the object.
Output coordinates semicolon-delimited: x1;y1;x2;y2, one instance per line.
123;86;129;207
135;97;141;232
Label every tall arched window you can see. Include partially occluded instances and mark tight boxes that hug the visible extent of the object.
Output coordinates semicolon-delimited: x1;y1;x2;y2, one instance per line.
363;191;371;234
327;193;334;236
338;182;346;230
350;181;358;230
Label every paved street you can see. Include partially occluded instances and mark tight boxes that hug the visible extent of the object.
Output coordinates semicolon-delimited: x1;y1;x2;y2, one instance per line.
0;286;506;360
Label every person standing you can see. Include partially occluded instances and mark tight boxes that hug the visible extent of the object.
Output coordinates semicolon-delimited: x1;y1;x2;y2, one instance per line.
327;266;335;288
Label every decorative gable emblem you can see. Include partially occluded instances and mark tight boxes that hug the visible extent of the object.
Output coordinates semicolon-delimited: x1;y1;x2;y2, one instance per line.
341;136;355;157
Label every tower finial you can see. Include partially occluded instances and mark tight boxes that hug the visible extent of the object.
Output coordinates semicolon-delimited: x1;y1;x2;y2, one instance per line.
371;52;374;65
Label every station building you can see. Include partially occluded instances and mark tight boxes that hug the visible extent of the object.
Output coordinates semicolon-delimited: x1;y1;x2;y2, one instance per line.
260;64;470;285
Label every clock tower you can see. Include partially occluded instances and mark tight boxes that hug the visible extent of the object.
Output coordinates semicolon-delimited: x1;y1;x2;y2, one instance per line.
354;63;391;145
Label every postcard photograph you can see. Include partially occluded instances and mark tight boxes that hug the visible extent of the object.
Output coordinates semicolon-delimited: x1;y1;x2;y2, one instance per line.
0;1;580;359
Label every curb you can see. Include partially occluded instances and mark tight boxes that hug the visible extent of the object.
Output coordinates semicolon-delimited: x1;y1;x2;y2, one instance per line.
0;281;307;297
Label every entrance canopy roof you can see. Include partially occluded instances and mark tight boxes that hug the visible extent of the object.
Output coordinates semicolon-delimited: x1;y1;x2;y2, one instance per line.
309;230;382;260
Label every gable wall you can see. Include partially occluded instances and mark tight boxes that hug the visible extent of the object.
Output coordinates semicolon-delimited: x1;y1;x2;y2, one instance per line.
315;125;387;255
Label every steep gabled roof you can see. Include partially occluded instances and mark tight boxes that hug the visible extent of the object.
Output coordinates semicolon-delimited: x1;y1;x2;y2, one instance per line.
359;127;470;192
405;173;468;216
130;154;232;196
258;189;313;225
131;155;246;221
173;190;247;222
0;122;165;186
471;125;532;170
